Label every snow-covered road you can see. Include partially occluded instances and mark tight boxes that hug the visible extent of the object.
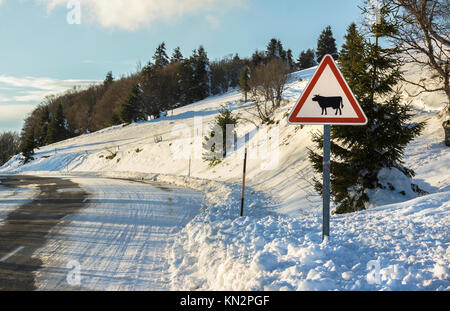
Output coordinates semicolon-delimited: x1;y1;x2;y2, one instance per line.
32;176;204;290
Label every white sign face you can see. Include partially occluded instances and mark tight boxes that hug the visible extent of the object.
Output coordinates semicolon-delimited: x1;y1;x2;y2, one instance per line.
288;55;367;125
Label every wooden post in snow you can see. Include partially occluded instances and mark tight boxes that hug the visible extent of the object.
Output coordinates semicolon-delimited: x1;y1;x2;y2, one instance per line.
240;148;248;217
188;156;191;177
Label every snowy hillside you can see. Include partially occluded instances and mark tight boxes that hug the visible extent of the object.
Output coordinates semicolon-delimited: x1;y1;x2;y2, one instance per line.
1;66;449;291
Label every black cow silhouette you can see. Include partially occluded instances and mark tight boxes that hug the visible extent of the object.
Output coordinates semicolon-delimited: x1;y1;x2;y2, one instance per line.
312;95;343;115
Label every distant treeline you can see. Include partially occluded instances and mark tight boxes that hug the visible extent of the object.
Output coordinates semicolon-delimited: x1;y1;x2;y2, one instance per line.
5;26;339;165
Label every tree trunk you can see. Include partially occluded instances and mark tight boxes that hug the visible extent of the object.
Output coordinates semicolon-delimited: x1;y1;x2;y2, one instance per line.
444;63;450;117
443;69;450;146
444;120;450;147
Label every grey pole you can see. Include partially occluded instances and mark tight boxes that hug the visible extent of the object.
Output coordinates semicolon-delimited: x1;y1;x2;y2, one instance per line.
323;125;331;240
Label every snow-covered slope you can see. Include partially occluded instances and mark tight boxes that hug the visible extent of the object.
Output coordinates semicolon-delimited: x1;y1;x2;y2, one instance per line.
0;70;320;214
1;67;447;215
1;66;448;291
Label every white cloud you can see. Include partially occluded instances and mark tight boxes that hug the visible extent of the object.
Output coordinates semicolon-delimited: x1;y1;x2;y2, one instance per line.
0;104;36;122
37;0;247;30
0;91;48;103
0;75;98;102
0;75;99;132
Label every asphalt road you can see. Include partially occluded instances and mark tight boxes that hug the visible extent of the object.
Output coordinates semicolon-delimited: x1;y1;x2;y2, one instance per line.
0;175;89;291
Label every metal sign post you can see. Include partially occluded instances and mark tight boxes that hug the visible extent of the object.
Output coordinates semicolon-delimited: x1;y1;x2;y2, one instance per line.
323;125;331;240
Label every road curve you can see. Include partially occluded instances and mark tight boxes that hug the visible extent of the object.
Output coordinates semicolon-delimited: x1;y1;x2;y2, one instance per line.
0;175;204;291
0;175;89;291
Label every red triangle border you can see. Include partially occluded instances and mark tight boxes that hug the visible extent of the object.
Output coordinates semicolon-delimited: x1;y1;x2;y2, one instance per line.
288;55;368;125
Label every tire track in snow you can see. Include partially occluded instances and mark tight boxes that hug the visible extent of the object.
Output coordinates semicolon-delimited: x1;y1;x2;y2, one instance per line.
32;177;204;290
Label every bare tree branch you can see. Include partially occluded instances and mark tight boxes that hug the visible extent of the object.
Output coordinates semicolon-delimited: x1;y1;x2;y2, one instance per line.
382;0;449;108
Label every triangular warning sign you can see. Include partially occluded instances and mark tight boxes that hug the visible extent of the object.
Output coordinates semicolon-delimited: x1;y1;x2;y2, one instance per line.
288;55;367;125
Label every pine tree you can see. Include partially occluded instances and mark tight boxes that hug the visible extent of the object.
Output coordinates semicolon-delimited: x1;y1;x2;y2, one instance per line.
266;38;287;61
171;47;184;63
46;103;68;144
46;118;57;145
238;66;251;102
104;71;114;87
266;38;279;59
297;49;317;70
177;59;193;105
153;42;169;68
338;23;370;97
278;42;287;61
188;46;210;102
203;106;239;166
286;49;295;71
38;105;50;146
308;17;425;214
22;130;36;164
251;50;265;67
120;84;145;123
316;26;339;63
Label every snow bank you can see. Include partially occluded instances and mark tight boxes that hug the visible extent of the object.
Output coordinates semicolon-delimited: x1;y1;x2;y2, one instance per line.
169;186;450;291
365;167;420;208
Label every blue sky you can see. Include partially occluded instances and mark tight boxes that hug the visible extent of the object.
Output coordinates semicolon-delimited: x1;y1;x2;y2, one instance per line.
0;0;365;132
